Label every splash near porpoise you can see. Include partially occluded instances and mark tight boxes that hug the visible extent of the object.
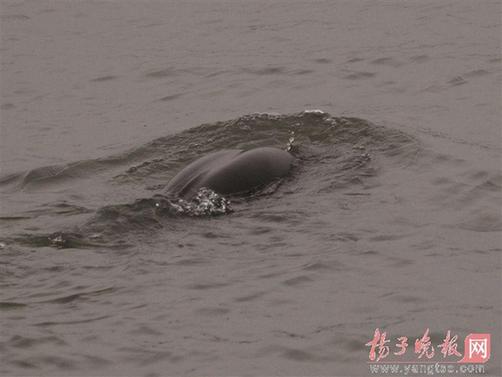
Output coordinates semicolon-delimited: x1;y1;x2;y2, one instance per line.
0;110;420;249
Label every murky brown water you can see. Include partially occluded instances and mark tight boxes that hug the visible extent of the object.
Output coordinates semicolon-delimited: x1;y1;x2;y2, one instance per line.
1;1;501;376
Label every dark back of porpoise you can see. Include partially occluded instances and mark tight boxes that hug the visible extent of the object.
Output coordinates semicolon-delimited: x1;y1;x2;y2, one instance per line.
165;147;293;199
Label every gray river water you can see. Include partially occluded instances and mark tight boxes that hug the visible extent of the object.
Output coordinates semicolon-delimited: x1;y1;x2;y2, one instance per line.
0;1;501;376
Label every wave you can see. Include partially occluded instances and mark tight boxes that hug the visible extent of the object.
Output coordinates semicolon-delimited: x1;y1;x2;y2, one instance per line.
1;111;421;249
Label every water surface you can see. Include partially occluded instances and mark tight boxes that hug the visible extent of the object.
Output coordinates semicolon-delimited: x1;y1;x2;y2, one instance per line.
0;1;500;376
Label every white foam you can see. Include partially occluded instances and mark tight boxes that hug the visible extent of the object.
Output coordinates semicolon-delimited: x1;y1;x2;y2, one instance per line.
303;109;326;114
